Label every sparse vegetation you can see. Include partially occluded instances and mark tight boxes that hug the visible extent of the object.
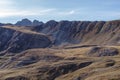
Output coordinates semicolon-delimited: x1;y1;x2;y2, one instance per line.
0;20;120;80
0;46;119;80
110;78;120;80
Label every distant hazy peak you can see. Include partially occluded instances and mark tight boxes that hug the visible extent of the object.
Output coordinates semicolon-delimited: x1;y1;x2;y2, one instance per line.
33;20;43;26
15;18;43;26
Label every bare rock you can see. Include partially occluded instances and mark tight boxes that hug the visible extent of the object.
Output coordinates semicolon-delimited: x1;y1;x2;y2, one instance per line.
87;47;119;57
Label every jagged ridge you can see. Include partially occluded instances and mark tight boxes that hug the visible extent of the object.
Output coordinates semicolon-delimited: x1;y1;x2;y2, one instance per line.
33;20;120;46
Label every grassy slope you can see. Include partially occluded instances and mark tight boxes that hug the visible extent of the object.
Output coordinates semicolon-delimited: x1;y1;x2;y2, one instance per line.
0;26;120;80
0;46;119;80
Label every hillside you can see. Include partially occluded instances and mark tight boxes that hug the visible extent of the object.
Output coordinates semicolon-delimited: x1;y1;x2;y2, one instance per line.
32;20;120;46
0;46;120;80
0;26;51;54
0;19;120;80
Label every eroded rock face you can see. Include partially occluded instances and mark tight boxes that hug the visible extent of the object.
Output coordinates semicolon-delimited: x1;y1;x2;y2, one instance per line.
35;20;120;45
0;27;51;53
14;19;120;46
87;47;119;57
7;33;51;53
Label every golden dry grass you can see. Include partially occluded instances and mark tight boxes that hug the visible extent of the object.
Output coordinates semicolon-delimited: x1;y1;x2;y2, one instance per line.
0;46;120;80
2;26;45;35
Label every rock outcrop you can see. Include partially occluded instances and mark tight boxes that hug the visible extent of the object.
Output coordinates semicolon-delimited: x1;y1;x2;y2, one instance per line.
0;26;51;54
87;47;119;57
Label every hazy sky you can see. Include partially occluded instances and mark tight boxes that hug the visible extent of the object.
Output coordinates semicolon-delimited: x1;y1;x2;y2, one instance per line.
0;0;120;23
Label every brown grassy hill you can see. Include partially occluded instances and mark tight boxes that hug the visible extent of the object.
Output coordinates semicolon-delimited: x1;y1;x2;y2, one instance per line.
0;46;119;80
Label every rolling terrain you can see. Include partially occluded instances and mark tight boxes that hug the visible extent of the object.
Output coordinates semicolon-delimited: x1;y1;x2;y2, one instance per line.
0;19;120;80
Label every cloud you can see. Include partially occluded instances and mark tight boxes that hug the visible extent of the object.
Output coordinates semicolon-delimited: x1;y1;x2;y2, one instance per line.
0;0;56;18
57;10;77;16
0;4;77;18
0;8;56;17
69;10;75;14
0;0;78;18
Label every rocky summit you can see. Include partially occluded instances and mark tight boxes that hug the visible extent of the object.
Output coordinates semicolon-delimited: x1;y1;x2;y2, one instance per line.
0;19;120;80
15;18;43;26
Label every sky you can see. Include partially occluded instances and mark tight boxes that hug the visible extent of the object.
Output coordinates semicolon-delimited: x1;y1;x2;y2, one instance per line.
0;0;120;23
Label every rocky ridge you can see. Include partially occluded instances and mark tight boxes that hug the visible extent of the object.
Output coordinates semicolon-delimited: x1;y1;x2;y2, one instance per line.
33;20;120;46
0;26;51;54
0;19;120;54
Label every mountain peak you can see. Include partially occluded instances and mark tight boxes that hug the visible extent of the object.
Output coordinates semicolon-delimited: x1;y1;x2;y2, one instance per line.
33;20;43;26
15;18;43;26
